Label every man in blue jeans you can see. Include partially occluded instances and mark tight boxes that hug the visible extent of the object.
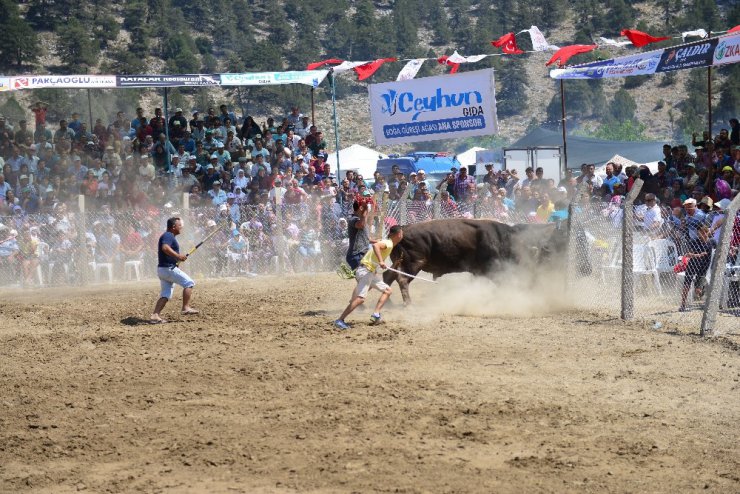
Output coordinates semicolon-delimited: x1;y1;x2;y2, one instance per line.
150;217;199;324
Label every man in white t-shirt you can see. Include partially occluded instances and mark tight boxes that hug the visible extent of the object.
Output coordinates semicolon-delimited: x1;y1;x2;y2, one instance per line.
640;193;664;233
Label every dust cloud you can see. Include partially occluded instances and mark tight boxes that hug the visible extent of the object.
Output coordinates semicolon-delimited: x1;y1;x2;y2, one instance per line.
394;265;574;321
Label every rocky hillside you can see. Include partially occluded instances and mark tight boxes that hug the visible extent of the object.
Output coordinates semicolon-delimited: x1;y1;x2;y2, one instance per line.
0;0;737;153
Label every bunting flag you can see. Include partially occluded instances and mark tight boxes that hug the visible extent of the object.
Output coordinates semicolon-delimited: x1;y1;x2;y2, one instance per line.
396;59;425;81
545;44;598;67
437;55;460;74
620;29;670;47
353;58;397;81
598;37;631;48
681;29;708;41
523;26;559;51
447;51;488;64
332;61;371;73
491;33;525;54
306;58;344;70
730;25;740;34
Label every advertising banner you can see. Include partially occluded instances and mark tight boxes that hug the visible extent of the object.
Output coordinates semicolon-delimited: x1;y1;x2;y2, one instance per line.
0;78;10;92
220;70;328;87
713;32;740;67
10;75;117;89
655;37;718;72
368;69;498;146
549;50;662;79
116;74;222;88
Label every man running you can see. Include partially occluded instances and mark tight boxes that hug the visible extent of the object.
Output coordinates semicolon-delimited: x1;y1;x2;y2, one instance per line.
346;200;370;270
150;217;199;323
334;225;403;329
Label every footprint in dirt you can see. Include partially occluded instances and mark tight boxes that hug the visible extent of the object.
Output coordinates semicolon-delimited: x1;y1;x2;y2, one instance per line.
120;317;164;326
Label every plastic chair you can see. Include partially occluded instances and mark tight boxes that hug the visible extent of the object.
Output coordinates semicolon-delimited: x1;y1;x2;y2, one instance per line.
123;260;142;281
93;262;114;283
633;243;662;296
719;261;740;310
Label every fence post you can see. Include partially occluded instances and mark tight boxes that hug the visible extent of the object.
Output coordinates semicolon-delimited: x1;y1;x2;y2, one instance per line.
76;194;90;286
379;192;388;239
275;188;285;274
701;194;740;336
399;197;408;226
621;178;643;320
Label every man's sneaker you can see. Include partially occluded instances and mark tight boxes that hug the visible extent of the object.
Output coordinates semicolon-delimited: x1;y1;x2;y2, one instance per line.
370;313;382;324
334;319;350;330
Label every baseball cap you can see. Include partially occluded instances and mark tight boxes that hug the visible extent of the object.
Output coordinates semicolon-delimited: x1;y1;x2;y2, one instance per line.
699;196;713;207
175;107;183;112
19;174;28;180
557;186;567;193
173;121;181;126
722;166;734;173
683;198;697;205
217;142;224;148
417;169;426;174
227;193;236;199
686;163;696;168
213;180;221;185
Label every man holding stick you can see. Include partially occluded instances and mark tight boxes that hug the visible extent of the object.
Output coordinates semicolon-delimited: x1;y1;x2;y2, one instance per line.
334;225;403;330
150;217;199;324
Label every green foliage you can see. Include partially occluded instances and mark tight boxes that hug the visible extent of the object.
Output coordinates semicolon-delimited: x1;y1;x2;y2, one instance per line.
547;80;607;123
57;18;99;72
106;47;147;74
678;0;722;31
623;75;650;89
393;0;420;57
592;120;648;141
195;37;212;55
0;96;28;123
608;88;637;122
675;69;712;141
497;60;529;117
425;0;451;45
0;0;40;70
714;65;740;124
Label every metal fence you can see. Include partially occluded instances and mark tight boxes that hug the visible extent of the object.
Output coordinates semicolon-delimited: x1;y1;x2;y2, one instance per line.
1;190;737;336
568;187;740;337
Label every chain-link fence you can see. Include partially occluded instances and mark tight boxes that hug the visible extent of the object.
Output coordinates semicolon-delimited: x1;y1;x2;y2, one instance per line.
567;187;739;336
2;190;738;337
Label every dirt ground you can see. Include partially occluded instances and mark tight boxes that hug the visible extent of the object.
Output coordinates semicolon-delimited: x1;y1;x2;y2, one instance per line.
0;272;739;494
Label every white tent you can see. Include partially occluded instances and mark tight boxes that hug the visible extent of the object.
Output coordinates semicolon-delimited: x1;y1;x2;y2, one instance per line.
326;144;387;178
595;154;660;179
455;147;486;169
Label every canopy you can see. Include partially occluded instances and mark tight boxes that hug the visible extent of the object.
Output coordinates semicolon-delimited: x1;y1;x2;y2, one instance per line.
455;147;486;168
594;154;660;178
512;127;662;168
327;144;387;178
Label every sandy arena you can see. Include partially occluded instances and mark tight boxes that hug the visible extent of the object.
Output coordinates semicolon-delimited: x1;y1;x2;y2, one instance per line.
1;272;739;493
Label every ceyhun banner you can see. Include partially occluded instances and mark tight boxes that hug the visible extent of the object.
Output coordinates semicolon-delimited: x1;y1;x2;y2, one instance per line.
368;68;498;146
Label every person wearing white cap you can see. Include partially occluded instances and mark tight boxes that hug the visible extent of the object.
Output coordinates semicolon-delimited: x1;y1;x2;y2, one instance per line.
709;198;732;245
208;180;227;206
234;168;249;190
213;141;231;168
682;197;706;241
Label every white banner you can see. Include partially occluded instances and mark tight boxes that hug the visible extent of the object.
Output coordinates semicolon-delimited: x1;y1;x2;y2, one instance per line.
369;68;498;146
10;75;117;89
0;77;10;92
550;50;663;79
713;32;740;67
220;70;328;87
396;59;425;81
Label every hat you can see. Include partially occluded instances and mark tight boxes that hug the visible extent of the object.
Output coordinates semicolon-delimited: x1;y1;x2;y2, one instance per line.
13;205;21;211
173;121;181;126
213;180;221;185
274;179;282;184
557;186;567;193
699;196;713;208
409;172;417;176
19;174;28;180
227;193;236;199
686;163;696;168
683;198;697;206
714;198;731;211
254;134;262;139
187;155;196;161
362;190;373;197
175;107;182;112
217;142;224;148
296;154;303;160
206;220;217;227
417;169;426;174
171;154;180;159
219;204;228;212
206;164;214;170
105;145;113;150
485;163;493;168
86;141;95;146
722;166;734;173
73;156;81;161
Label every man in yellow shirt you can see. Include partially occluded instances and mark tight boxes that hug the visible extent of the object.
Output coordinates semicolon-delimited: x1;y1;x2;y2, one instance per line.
535;192;554;222
334;225;404;329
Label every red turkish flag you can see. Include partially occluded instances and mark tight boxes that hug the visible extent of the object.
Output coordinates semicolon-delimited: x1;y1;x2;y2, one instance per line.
545;44;598;67
437;55;460;74
353;58;398;81
306;58;344;70
729;25;740;34
620;29;670;47
491;33;524;55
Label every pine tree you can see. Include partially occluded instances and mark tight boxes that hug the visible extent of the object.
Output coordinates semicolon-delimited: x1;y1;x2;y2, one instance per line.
57;18;98;72
0;0;40;69
393;0;419;57
609;88;637;122
714;65;740;124
425;0;451;45
497;60;529;117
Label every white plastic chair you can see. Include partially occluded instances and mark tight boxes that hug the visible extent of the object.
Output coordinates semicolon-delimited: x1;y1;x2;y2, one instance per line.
633;243;662;296
123;260;142;281
93;262;114;283
719;260;740;310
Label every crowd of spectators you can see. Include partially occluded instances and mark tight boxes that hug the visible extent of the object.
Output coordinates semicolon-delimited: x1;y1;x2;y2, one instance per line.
0;100;738;296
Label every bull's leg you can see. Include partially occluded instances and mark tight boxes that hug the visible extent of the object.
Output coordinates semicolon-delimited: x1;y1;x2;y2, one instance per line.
397;275;412;305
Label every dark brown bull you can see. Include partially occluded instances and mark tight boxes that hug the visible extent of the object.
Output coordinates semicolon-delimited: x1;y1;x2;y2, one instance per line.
382;218;589;304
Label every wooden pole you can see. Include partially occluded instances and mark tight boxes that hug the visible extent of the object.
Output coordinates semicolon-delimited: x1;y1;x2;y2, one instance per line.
311;87;316;126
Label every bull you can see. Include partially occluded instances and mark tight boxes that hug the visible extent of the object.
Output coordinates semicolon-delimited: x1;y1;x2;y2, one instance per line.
382;218;591;305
